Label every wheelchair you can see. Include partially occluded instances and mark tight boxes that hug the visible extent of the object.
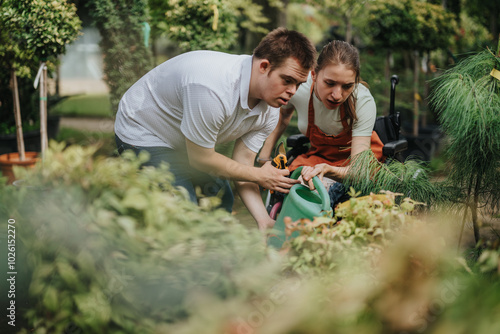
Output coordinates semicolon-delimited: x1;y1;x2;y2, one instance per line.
264;75;408;220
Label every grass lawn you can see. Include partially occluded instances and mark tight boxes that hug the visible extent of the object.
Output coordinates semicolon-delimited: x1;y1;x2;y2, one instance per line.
50;94;113;118
56;127;116;157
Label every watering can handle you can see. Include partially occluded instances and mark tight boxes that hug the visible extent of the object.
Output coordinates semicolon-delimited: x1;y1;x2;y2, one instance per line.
289;166;331;212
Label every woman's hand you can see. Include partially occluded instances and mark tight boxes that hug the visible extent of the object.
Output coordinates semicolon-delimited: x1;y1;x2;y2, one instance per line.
301;163;331;189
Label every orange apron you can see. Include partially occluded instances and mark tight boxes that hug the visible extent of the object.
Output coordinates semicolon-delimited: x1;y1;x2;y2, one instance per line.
289;87;385;171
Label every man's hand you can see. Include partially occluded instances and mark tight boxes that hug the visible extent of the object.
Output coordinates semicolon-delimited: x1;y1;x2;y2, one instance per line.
258;161;299;193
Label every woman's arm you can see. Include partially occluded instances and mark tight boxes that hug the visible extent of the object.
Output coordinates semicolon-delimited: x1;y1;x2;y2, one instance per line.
301;135;371;188
257;107;295;163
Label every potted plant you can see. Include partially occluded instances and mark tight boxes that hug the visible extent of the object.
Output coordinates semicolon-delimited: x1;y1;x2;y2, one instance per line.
0;0;81;183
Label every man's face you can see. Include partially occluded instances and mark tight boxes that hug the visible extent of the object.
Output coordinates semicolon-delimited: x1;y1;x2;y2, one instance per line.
259;57;310;108
312;63;356;110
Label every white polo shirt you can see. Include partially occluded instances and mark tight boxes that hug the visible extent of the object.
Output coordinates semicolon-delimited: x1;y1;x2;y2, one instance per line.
115;51;279;153
283;74;376;137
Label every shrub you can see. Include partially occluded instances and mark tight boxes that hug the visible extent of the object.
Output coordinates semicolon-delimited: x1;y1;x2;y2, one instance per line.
2;142;500;333
2;142;274;333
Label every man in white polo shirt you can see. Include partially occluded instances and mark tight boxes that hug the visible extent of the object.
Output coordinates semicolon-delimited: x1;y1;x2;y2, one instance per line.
115;27;316;230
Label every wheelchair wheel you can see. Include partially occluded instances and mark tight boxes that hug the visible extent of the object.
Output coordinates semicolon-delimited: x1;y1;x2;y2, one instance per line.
269;202;282;220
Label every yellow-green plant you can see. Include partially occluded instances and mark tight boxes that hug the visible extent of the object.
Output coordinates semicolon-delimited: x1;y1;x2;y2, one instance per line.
283;189;423;277
3;0;81;60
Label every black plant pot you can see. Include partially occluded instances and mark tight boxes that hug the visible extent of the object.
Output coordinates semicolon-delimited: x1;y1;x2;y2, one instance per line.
0;115;60;155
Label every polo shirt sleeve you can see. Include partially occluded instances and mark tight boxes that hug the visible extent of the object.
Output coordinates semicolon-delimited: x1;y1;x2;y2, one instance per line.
180;84;225;149
240;110;280;153
352;84;377;137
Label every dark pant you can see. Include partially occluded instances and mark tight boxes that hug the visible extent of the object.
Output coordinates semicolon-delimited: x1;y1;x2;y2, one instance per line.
328;182;349;208
115;135;233;212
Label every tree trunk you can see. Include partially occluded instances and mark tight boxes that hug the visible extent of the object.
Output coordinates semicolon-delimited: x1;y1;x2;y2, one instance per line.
422;51;431;128
344;14;352;44
471;174;482;244
55;60;60;96
413;50;420;136
40;62;48;156
490;10;498;49
384;50;391;108
11;69;25;161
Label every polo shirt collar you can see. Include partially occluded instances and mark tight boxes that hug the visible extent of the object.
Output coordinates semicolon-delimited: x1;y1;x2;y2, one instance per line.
240;56;268;116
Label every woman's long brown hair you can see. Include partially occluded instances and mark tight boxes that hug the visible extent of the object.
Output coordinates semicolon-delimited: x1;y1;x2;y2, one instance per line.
315;40;366;129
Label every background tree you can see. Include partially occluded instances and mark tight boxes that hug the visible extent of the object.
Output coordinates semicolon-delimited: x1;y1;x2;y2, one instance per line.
149;0;280;54
87;0;153;113
313;0;368;45
1;0;81;157
463;0;499;48
0;6;35;159
367;0;455;135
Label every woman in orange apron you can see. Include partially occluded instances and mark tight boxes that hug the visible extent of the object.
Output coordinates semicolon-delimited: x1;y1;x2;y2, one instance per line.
259;40;384;205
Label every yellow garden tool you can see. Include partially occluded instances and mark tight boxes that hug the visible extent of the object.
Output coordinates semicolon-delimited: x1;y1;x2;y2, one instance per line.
271;141;287;170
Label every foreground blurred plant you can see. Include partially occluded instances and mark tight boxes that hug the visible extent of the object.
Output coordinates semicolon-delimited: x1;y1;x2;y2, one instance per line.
1;142;275;333
2;142;500;333
168;201;500;334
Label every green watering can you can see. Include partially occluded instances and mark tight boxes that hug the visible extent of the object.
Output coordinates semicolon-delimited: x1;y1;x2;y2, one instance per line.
267;166;332;249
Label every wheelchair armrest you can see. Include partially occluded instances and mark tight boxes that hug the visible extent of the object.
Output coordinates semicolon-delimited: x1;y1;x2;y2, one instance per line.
382;139;408;157
286;134;310;149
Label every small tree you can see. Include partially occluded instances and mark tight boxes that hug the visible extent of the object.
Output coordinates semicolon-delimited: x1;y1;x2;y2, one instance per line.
0;8;35;161
430;44;500;245
2;0;81;156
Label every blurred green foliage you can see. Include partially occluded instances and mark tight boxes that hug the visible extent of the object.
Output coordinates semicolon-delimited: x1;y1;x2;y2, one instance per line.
1;0;81;60
150;0;279;52
86;0;154;113
2;144;499;333
1;142;275;333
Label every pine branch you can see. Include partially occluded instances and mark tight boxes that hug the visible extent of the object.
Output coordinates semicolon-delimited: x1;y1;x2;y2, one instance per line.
343;151;441;205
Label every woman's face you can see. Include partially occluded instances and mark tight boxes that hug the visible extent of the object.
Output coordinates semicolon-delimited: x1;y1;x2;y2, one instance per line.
312;63;356;110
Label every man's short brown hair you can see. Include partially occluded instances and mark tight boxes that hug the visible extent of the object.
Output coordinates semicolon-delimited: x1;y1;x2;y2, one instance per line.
253;27;317;72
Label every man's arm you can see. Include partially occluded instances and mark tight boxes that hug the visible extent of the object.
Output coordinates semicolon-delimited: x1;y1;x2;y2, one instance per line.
185;138;299;193
258;107;295;163
231;139;275;230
